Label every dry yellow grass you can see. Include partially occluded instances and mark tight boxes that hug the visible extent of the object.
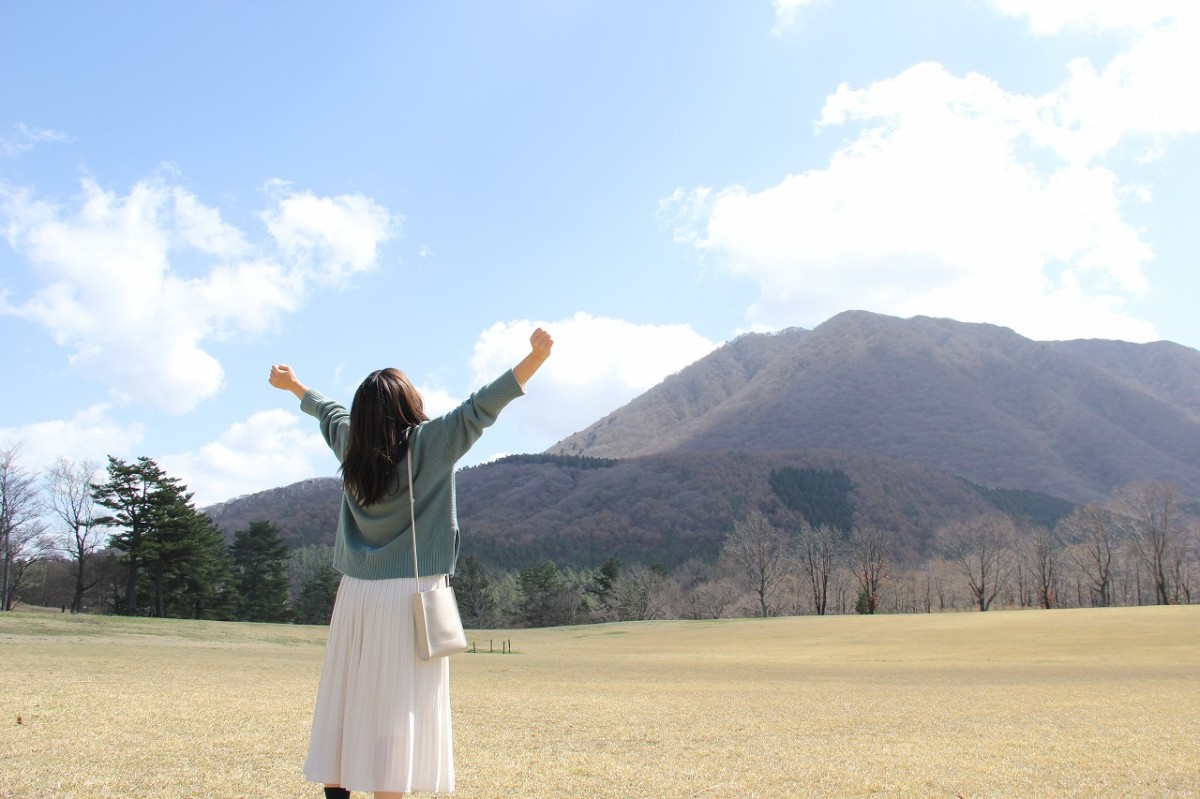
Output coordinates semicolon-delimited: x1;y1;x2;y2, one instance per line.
1;606;1197;798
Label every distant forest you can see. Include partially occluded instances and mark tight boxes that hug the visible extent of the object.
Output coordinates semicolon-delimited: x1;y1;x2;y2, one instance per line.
203;453;1079;574
7;449;1193;628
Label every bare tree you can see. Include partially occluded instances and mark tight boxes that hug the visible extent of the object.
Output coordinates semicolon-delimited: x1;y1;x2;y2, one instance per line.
848;525;892;614
673;559;739;620
1111;481;1183;605
796;522;840;616
612;564;672;621
1021;525;1061;609
1;443;48;610
1168;517;1198;605
722;511;790;617
1058;504;1120;607
918;563;939;613
924;558;957;611
937;514;1014;612
46;457;103;613
689;577;740;619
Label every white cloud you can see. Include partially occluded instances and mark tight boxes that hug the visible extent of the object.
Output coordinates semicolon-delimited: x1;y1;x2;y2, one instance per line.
161;408;333;508
468;312;717;442
0;173;399;413
417;386;461;420
262;185;398;285
0;404;145;474
666;4;1200;343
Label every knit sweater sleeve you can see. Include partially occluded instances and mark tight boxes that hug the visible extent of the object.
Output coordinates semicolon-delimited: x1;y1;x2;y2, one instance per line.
300;389;350;462
426;369;526;463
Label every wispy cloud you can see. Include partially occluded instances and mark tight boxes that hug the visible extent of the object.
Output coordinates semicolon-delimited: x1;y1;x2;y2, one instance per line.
0;122;69;157
0;172;399;414
771;0;820;36
989;0;1195;36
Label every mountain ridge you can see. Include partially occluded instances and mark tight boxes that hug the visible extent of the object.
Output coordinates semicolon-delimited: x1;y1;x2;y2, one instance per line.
549;311;1200;503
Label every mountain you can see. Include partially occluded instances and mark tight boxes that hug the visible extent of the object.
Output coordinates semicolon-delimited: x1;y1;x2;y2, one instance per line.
205;310;1198;570
549;311;1200;503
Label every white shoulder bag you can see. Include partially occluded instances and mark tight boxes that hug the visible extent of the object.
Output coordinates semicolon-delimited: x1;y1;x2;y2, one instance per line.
408;447;469;660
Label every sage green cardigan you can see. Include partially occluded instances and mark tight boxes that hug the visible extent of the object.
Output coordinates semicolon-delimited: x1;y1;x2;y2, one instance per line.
300;369;525;579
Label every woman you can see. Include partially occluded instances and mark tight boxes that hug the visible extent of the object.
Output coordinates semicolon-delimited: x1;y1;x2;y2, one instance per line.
269;328;553;799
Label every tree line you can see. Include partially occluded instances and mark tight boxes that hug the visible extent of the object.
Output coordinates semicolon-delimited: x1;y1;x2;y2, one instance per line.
3;441;1196;627
450;479;1199;627
0;445;337;624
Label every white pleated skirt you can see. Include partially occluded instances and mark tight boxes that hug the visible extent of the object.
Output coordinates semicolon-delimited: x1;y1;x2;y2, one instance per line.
304;574;455;794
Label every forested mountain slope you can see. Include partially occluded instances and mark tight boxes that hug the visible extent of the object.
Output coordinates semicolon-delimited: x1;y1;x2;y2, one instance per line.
549;311;1200;503
206;478;342;549
206;451;1074;570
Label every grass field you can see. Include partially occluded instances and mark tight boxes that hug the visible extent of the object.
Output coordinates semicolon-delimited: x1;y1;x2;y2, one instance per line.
1;606;1197;798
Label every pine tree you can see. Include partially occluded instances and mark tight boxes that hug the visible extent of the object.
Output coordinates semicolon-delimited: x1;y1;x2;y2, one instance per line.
595;556;621;609
518;560;579;627
172;513;237;620
93;456;236;619
142;482;202;618
231;520;292;622
92;456;181;615
453;554;496;628
293;562;340;625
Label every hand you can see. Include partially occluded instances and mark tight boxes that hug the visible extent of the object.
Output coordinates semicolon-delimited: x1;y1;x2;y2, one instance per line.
513;328;553;387
529;327;554;358
269;364;308;399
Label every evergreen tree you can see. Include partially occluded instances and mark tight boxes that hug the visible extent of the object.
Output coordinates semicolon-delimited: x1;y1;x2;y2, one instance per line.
769;467;855;532
172;513;237;620
93;456;236;619
92;456;182;615
231;520;292;622
286;544;336;607
293;561;340;625
518;559;579;627
142;482;203;618
453;553;497;628
595;556;621;610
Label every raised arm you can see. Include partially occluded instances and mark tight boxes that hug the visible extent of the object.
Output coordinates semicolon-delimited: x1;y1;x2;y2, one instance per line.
269;364;309;400
512;328;554;388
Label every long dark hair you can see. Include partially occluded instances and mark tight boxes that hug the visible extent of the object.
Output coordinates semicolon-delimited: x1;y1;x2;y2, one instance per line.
341;368;429;506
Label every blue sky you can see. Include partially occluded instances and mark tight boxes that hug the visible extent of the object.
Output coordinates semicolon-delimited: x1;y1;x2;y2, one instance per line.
2;1;1197;506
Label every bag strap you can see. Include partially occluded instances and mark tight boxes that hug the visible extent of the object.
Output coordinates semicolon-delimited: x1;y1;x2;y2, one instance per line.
407;445;420;582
